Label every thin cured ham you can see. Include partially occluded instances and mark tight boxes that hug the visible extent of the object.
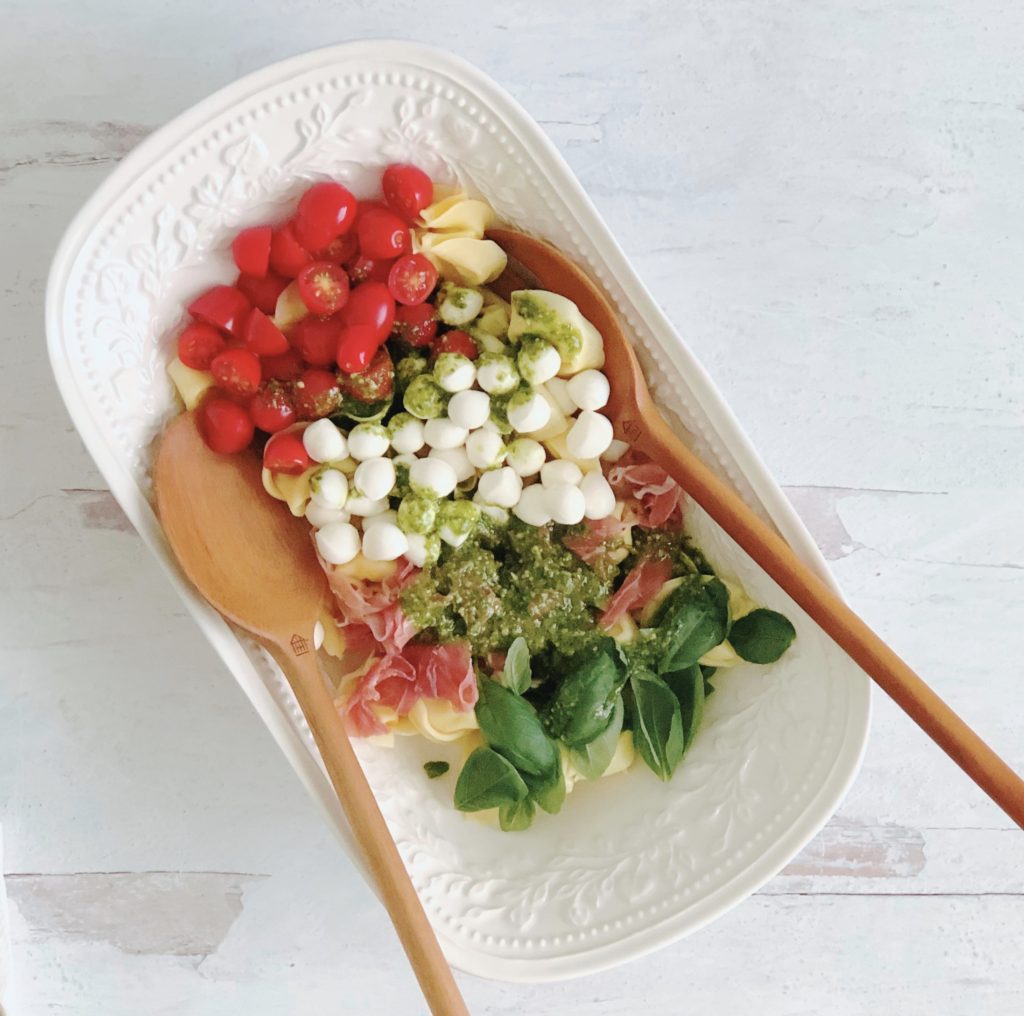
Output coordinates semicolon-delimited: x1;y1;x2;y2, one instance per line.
599;555;674;630
607;460;685;529
563;515;633;564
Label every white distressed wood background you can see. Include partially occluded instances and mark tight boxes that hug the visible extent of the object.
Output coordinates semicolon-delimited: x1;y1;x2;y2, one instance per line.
2;2;1023;1013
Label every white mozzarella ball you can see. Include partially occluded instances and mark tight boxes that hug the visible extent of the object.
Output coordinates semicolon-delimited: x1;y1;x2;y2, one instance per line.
353;457;396;502
544;377;577;416
541;459;583;487
389;414;425;454
517;339;561;385
315;522;360;565
476;354;519;394
361;521;409;562
565;411;614;460
465;428;507;470
439;525;470;549
424;417;469;450
601;438;630;463
302;419;348;463
580;470;616;519
362;509;399;530
447;389;490;430
513;484;552;526
311;468;349;509
475;466;523;508
505;438;546;477
567;369;611;411
506;390;552;434
544;482;587;525
435;353;477;393
478;504;510;525
409;457;458;498
347;423;390;461
305;500;350;529
392;452;418;470
345;494;390;518
404;532;441;568
429;446;475;484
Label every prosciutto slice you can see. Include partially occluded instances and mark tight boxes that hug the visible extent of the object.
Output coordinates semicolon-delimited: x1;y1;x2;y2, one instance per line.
607;460;685;529
599;555;674;630
563;515;633;564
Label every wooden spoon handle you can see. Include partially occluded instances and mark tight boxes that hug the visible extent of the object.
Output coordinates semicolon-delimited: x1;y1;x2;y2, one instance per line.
636;413;1024;827
266;642;469;1016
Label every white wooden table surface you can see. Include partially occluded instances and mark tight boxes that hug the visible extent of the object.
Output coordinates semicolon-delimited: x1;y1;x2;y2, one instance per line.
3;2;1023;1013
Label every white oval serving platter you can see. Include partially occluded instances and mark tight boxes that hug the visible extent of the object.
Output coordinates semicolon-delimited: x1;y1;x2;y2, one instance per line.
45;40;870;983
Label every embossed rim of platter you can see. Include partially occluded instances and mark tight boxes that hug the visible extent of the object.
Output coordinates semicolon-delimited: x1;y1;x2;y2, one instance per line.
46;40;871;982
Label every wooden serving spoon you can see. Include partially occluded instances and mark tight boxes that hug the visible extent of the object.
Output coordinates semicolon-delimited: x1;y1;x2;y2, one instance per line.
154;412;469;1016
489;227;1024;828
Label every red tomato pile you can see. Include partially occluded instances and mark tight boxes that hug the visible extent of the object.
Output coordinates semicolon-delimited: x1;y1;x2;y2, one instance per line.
180;164;441;456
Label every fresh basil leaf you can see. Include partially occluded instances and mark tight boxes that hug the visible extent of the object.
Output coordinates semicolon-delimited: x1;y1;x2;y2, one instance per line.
501;636;532;696
629;668;684;781
453;747;528;811
476;678;560;778
569;695;624;780
499;796;536;831
542;639;625;748
657;575;730;672
662;664;705;751
729;608;796;664
523;761;567;815
423;760;449;779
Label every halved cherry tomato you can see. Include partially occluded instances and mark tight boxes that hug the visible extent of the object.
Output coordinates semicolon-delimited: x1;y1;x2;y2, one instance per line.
210;347;262;397
435;329;478;360
316;231;358;265
197;394;254;453
387;253;438;306
295;182;358;251
393;303;438;347
297;261;350;316
336;325;380;375
340;346;394;404
356;206;411;259
188;285;251;337
243;309;289;357
340;282;395;344
260;347;304;382
263;430;310;475
178;321;227;370
236;270;289;314
291;315;341;367
345;255;393;285
269;221;313;278
293;368;343;419
382;163;433;222
231;225;272;277
249;382;297;433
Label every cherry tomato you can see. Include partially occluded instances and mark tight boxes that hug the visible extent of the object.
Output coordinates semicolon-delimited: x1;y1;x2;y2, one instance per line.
393;303;438;347
249;382;297;433
231;225;272;277
197;394;254;453
293;368;343;419
294;181;358;251
387;253;438;306
345;254;393;285
340;281;395;344
210;347;262;397
335;325;381;375
291;315;342;367
263;430;311;475
356;206;411;260
236;270;289;314
297;261;350;316
188;285;251;337
340;346;394;404
316;231;358;265
177;321;227;370
382;164;433;222
269;221;313;278
435;329;478;360
260;347;304;382
243;308;289;357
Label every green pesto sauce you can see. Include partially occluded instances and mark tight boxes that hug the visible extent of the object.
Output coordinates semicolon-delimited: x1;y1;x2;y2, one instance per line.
512;292;584;359
401;519;610;657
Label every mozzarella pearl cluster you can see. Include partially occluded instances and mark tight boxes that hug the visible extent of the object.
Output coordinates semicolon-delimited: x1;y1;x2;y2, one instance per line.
300;351;620;568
